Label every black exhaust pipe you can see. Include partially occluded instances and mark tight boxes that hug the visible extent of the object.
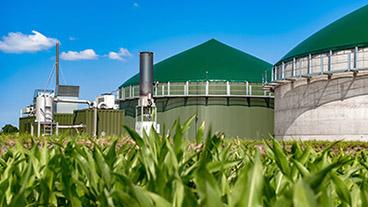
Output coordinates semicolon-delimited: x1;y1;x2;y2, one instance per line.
139;52;154;96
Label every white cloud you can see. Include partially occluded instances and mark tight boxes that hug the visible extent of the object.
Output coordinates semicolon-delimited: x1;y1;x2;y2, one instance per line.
69;36;76;41
108;48;131;61
0;30;58;53
133;2;139;7
61;49;98;61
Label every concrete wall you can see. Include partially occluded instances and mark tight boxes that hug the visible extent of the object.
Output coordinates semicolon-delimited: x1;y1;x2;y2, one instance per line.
275;73;368;140
121;97;274;139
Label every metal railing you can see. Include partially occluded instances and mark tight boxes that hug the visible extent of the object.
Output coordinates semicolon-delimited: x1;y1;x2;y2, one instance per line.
117;81;273;100
272;47;368;81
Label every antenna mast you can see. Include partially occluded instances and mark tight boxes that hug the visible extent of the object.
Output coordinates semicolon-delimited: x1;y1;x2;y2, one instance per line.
55;42;60;96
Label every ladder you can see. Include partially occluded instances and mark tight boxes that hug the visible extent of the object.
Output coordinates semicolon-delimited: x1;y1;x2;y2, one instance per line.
42;123;54;136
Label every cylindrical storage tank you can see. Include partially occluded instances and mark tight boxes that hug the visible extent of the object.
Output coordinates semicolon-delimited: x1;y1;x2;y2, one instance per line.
35;95;53;123
272;5;368;141
139;52;154;96
118;39;274;138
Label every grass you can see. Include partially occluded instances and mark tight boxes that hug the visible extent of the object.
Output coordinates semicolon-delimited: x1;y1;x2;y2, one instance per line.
1;118;368;206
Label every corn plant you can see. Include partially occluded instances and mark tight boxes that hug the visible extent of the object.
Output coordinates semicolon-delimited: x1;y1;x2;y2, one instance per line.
0;117;368;206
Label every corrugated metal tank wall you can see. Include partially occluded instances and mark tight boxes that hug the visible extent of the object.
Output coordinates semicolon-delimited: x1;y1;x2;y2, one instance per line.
120;97;274;138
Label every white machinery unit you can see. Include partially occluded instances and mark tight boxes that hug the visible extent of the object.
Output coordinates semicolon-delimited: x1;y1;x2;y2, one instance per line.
55;85;80;114
96;93;118;109
135;94;160;136
20;105;34;117
135;52;160;136
28;91;96;137
35;93;54;123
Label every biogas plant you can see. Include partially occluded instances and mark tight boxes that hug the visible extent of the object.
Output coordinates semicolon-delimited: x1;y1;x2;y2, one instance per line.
117;40;274;138
268;5;368;140
19;5;368;140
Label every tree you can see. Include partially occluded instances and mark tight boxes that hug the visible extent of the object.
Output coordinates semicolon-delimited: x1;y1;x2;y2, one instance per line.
1;124;19;134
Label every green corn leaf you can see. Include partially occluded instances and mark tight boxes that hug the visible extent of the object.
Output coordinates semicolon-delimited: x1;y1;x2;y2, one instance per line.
147;192;172;207
331;173;351;205
123;125;144;147
293;179;318;207
105;139;118;167
230;152;263;207
361;181;368;207
196;122;205;144
271;139;290;177
292;159;311;177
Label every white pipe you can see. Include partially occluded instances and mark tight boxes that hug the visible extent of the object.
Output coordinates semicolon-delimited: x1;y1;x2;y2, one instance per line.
57;124;85;129
54;98;93;106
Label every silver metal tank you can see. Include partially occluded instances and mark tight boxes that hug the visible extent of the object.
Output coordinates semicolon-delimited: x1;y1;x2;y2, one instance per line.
35;95;53;123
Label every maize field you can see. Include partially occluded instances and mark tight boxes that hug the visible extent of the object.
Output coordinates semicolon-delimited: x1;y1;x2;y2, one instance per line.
1;117;368;206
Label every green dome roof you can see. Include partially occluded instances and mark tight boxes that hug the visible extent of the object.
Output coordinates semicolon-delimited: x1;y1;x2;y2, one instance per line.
120;39;271;88
280;5;368;63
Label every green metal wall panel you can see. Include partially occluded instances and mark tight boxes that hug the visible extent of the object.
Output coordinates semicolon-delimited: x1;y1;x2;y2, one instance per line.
120;97;274;139
19;115;74;134
54;114;74;125
73;109;125;136
19;110;124;137
19;116;35;134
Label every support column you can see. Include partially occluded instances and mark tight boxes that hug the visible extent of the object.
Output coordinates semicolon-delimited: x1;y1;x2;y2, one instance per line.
37;122;41;137
292;58;296;77
308;54;312;75
354;46;358;69
246;82;249;95
226;81;230;96
271;67;274;82
93;107;98;138
56;122;59;136
185;81;189;95
168;82;171;96
328;50;332;72
129;86;132;98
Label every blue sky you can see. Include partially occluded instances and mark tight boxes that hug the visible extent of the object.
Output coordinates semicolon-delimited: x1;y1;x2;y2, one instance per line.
0;0;367;127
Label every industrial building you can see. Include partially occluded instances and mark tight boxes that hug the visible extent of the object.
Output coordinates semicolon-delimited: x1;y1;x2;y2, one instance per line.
270;5;368;140
19;43;124;137
20;6;368;140
118;39;274;138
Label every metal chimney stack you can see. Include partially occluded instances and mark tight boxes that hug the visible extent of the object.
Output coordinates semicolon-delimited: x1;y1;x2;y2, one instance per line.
55;42;60;96
135;51;160;136
139;52;154;97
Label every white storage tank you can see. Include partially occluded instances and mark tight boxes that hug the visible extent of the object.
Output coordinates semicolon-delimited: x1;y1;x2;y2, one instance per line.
35;94;53;123
271;5;368;140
